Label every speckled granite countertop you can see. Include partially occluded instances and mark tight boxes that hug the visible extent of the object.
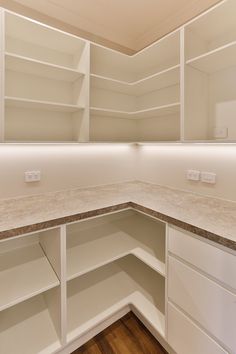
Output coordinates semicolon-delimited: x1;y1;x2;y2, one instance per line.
0;181;236;250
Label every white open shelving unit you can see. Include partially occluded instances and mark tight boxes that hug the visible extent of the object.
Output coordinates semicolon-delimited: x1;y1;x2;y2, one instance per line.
184;0;236;141
0;209;167;353
90;31;180;142
67;256;165;342
66;209;167;347
0;0;235;142
0;228;63;354
1;10;90;142
66;210;166;280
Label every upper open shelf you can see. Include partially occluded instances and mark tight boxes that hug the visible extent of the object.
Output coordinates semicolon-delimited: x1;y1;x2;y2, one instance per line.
2;1;236;143
185;0;236;60
5;12;87;69
91;31;180;82
91;65;180;96
90;103;180;119
5;52;84;82
186;41;236;74
5;96;84;112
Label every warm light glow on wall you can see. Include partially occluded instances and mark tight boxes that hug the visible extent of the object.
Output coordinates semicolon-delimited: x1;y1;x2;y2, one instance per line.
0;143;135;156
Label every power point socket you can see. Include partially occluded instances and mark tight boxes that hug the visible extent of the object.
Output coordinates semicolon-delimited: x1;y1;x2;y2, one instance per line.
201;172;216;184
186;169;200;181
25;171;41;183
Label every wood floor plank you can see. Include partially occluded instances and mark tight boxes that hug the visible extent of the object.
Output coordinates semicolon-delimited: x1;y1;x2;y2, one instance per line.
122;313;167;354
72;312;168;354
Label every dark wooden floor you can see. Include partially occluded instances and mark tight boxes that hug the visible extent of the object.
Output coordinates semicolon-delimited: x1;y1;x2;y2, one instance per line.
72;312;168;354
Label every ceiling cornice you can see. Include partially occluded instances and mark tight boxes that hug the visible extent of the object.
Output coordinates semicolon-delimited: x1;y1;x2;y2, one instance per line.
0;0;136;55
133;0;222;51
0;0;222;55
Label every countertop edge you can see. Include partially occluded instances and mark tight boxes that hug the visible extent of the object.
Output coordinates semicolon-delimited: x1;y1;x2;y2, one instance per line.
0;200;235;252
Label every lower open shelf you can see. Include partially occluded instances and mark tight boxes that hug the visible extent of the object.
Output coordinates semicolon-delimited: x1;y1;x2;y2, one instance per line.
67;209;166;280
0;287;61;354
0;234;59;312
67;255;165;342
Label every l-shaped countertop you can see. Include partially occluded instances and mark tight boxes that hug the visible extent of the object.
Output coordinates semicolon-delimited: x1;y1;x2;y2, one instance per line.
0;181;235;251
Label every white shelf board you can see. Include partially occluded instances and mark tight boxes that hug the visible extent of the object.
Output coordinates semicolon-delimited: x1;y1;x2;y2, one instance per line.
0;294;61;354
67;254;165;343
5;96;83;112
67;292;165;343
0;243;59;312
91;65;180;95
67;231;165;281
6;11;86;55
186;41;236;74
132;248;165;276
131;291;165;338
5;52;84;82
90;102;180;119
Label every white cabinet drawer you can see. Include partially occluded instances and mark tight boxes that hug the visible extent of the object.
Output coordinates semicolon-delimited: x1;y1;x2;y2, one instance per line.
168;226;236;290
168;302;227;354
168;256;236;353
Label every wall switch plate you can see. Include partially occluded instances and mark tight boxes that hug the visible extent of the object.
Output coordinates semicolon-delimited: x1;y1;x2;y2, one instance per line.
25;171;41;183
201;171;216;184
186;169;200;181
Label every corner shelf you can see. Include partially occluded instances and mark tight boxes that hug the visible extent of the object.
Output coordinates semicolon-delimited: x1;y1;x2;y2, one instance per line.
67;291;165;344
91;65;180;95
67;257;165;342
67;234;165;281
5;52;84;82
0;243;59;312
5;96;84;113
186;41;236;74
90;102;180;119
66;210;166;281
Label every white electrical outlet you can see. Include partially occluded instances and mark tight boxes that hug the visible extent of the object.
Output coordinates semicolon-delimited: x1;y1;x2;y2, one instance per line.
25;171;41;183
186;169;200;181
201;171;216;184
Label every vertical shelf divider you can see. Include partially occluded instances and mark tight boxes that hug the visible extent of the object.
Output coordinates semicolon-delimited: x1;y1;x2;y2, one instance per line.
39;227;66;345
39;226;67;347
164;222;169;340
73;42;90;142
180;27;185;142
0;8;5;143
60;225;67;347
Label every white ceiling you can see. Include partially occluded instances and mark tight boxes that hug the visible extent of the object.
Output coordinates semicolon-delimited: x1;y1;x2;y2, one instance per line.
10;0;220;51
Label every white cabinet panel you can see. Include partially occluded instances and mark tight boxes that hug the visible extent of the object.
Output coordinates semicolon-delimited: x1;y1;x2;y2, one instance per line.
169;226;236;290
168;302;227;354
168;256;236;353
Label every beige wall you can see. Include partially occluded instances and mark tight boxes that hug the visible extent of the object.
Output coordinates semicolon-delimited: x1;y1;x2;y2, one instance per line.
137;144;236;202
1;144;236;202
0;144;136;199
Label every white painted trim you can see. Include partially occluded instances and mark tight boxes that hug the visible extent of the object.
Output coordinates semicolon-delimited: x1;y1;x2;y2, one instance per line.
0;8;5;142
60;225;67;346
180;28;185;142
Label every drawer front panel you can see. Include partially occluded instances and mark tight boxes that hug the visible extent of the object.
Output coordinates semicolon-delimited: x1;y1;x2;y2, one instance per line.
168;302;227;354
168;226;236;290
168;256;236;353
